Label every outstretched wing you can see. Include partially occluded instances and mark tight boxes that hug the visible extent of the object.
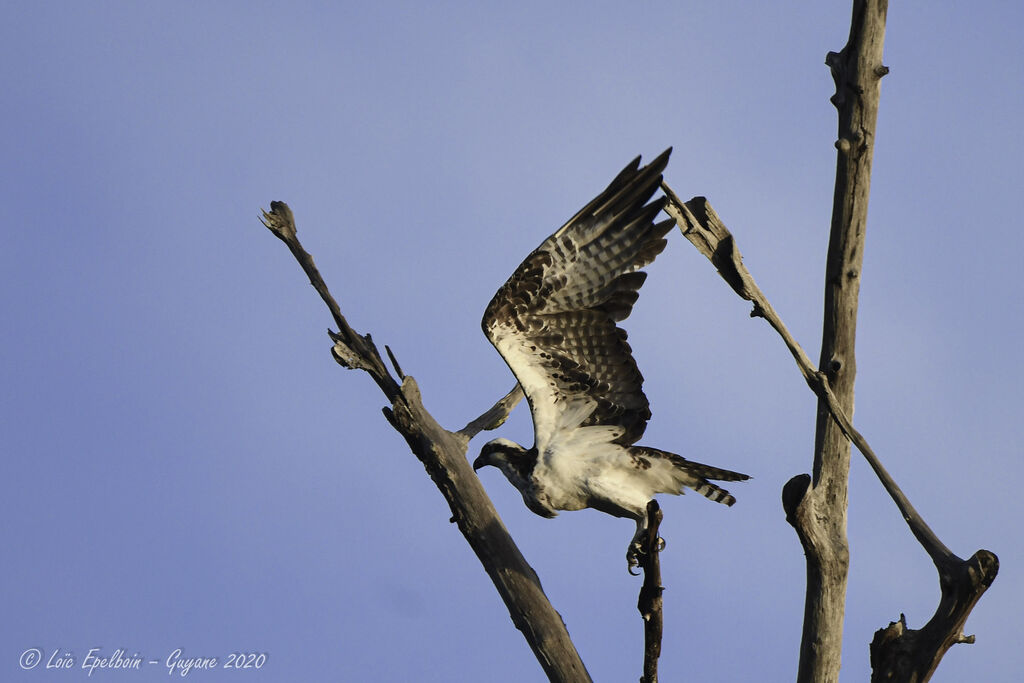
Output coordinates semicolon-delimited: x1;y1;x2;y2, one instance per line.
483;149;674;455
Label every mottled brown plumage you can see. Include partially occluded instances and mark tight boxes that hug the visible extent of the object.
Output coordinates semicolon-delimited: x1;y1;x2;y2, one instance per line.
474;150;749;570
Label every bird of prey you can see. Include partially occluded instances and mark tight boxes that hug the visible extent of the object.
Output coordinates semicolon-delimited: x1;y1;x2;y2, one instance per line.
473;149;749;570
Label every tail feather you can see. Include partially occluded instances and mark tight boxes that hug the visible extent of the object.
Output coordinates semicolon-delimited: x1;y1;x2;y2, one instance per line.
681;460;751;483
630;446;750;507
691;480;738;507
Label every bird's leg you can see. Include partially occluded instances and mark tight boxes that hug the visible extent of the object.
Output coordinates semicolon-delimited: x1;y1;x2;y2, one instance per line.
627;522;645;575
626;505;666;574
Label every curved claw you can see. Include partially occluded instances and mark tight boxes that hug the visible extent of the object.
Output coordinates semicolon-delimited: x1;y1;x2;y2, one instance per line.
627;536;667;574
627;542;642;575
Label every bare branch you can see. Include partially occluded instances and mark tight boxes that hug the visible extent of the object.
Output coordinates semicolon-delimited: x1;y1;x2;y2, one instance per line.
261;202;591;682
664;194;962;568
384;344;406;380
261;202;399;400
458;384;525;439
637;500;664;683
789;3;890;674
870;549;999;683
666;8;1000;666
665;187;998;680
674;2;894;678
664;187;998;680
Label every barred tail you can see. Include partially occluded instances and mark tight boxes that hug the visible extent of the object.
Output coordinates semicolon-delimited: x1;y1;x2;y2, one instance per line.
685;461;751;483
685;458;750;506
631;446;751;507
691;480;738;507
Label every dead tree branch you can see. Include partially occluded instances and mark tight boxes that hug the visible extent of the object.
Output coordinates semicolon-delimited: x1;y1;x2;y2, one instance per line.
260;202;591;683
793;3;889;677
663;190;998;680
637;500;665;683
458;384;524;439
662;193;951;560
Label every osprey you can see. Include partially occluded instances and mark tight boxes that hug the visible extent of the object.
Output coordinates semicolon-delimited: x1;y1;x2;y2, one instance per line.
473;149;749;570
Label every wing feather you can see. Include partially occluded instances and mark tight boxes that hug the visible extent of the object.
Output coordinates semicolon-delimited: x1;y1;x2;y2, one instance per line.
483;150;674;453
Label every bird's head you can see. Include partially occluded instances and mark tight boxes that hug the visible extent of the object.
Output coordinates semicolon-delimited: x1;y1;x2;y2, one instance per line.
474;437;526;471
474;438;535;490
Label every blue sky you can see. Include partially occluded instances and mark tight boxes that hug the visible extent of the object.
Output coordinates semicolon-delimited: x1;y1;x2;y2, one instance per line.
2;2;1021;681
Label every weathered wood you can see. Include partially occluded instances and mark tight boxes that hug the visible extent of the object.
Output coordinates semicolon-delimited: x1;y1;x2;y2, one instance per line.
869;549;998;682
637;500;664;683
663;194;936;537
664;190;999;682
790;2;888;680
262;201;400;400
666;1;997;675
385;378;590;682
458;384;524;438
261;202;591;683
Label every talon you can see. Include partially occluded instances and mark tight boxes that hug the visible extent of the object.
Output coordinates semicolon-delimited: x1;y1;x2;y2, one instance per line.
627;543;642;575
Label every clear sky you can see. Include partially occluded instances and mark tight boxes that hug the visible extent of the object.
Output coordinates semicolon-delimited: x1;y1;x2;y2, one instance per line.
2;2;1021;681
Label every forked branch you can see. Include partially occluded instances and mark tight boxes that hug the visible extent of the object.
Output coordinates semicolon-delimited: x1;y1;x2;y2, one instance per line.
661;190;998;681
260;202;591;682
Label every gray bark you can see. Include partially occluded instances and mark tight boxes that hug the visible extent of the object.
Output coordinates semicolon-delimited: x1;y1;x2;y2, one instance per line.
637;500;665;683
788;2;889;680
260;203;591;683
259;5;998;677
663;2;997;678
663;188;997;682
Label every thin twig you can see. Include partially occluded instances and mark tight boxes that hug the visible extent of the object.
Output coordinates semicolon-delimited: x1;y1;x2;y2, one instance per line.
261;202;400;400
385;345;406;380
